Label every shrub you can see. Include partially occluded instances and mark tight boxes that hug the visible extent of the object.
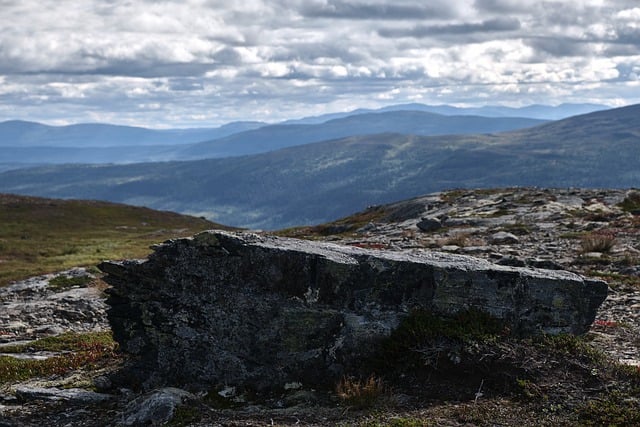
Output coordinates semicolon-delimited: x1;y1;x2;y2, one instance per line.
580;231;617;254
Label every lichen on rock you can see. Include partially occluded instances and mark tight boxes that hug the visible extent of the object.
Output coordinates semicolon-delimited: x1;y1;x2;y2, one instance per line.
99;230;607;392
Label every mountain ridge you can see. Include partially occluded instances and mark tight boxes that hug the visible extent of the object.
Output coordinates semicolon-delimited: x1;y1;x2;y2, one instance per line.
0;110;547;170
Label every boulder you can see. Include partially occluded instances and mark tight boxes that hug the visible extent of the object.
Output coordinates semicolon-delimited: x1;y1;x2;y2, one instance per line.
416;217;442;232
100;230;607;391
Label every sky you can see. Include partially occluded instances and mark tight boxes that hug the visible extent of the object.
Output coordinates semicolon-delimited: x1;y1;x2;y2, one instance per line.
1;0;639;128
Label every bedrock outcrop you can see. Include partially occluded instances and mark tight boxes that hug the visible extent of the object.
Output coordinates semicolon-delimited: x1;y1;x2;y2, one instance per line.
99;230;607;391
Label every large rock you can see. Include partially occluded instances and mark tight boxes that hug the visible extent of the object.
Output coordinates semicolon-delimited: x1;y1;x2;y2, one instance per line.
100;230;607;391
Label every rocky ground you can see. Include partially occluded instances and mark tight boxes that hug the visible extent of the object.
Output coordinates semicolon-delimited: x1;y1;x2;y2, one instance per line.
1;187;639;426
317;188;640;369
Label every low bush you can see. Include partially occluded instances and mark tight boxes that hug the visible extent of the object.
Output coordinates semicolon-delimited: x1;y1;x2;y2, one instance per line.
580;231;617;253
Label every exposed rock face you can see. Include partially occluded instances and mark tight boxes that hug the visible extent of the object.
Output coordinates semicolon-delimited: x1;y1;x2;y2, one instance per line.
100;230;607;391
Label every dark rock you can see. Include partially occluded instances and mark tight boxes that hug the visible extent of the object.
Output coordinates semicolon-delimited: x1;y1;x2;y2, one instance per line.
417;217;442;232
382;202;426;222
528;259;565;270
496;256;527;267
100;230;607;392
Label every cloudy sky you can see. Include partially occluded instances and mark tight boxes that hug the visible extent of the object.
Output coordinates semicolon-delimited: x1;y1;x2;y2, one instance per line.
1;0;639;127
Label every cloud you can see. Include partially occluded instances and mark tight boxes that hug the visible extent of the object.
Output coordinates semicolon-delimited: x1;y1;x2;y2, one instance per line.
299;0;458;20
378;18;521;39
0;0;638;127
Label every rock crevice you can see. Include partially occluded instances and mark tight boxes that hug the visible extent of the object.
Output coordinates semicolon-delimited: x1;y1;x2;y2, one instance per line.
100;230;607;391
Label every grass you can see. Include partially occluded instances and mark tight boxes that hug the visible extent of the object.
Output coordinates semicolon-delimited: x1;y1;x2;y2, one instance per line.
0;332;118;384
48;274;94;290
580;231;617;254
0;331;115;353
576;391;640;426
0;194;232;286
336;375;386;408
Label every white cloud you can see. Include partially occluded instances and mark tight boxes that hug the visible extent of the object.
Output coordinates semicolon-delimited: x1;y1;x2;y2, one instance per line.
0;0;638;127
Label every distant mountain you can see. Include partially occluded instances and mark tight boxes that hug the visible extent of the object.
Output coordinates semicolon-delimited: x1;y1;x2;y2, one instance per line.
178;111;546;158
281;103;609;124
0;112;546;170
0;104;637;230
0;120;266;148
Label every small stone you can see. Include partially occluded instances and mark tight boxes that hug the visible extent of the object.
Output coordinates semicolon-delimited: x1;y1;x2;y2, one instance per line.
122;388;194;426
416;217;442;232
490;231;519;245
582;252;603;259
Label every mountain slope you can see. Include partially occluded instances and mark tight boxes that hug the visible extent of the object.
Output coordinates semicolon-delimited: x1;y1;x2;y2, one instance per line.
0;104;637;229
179;111;546;158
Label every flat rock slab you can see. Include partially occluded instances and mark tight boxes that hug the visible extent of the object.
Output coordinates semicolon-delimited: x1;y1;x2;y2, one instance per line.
14;386;113;403
100;230;607;391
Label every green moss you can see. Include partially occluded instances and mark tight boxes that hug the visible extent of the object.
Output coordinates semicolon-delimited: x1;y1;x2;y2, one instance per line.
533;334;603;361
0;331;116;353
48;275;93;290
576;392;640;426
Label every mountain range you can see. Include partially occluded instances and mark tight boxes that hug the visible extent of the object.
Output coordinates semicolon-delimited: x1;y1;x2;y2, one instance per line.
0;109;547;171
281;102;608;124
0;104;637;229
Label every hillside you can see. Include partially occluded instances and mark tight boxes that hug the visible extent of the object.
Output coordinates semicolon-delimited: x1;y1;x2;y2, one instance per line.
0;104;637;229
0;194;230;285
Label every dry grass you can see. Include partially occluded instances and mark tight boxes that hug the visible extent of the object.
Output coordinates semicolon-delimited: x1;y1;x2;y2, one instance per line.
336;375;386;408
580;231;617;254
